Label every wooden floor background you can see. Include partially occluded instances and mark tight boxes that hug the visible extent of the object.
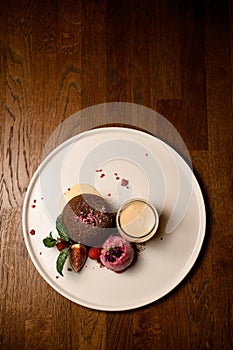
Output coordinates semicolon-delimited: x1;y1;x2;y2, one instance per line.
0;0;232;349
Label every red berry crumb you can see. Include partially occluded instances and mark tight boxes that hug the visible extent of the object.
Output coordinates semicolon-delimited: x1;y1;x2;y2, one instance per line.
116;176;120;180
88;247;101;260
121;178;129;186
107;193;111;196
31;205;36;208
29;229;35;235
100;173;105;178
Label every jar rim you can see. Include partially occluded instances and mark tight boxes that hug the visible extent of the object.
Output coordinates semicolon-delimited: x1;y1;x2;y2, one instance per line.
116;198;159;243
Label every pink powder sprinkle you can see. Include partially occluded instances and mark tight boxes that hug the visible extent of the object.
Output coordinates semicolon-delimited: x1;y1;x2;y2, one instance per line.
100;173;105;178
121;178;129;186
31;205;36;208
29;229;35;235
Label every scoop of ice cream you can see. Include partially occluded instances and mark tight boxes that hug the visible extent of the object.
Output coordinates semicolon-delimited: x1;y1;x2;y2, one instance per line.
100;236;135;272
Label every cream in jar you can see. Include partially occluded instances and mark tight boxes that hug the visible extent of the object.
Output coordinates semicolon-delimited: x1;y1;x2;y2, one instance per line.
116;199;159;243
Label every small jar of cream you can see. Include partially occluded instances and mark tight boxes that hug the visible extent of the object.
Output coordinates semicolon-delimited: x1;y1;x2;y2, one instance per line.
116;198;159;243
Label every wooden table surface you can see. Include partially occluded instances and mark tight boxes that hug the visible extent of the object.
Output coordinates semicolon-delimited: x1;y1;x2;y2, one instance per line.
0;0;232;349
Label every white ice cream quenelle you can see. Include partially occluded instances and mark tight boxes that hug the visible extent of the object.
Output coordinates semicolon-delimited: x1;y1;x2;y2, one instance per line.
60;184;101;211
64;184;100;201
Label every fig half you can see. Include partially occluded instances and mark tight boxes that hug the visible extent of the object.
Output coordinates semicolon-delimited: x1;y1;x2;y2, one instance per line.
70;243;87;272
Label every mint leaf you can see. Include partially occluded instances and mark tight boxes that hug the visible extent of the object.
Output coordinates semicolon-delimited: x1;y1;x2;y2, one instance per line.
43;232;57;247
56;247;70;276
56;214;70;241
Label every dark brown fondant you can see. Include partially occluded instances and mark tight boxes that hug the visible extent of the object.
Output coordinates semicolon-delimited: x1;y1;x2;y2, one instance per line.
62;194;116;247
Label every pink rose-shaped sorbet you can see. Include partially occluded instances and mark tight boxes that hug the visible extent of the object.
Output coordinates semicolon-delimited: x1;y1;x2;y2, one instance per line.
100;235;135;272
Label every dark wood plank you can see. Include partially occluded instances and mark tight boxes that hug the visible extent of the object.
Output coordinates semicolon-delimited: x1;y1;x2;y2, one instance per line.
0;209;27;350
156;0;208;151
81;0;107;109
105;1;133;104
204;1;233;348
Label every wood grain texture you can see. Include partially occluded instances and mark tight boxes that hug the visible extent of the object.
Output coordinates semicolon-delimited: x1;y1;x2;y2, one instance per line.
0;0;232;349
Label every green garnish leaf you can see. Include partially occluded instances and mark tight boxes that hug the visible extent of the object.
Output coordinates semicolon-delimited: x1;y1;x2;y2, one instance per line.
56;214;70;241
43;232;57;248
56;247;70;276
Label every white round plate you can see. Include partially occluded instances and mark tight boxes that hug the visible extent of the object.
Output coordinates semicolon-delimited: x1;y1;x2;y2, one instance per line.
22;127;206;311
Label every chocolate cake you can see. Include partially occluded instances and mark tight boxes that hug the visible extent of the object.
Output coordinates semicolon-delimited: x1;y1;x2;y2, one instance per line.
62;193;116;247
